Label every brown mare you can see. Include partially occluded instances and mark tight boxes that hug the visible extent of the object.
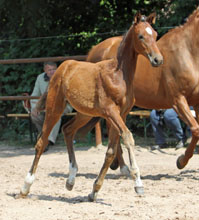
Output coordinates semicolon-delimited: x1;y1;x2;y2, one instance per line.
85;7;199;172
18;12;163;201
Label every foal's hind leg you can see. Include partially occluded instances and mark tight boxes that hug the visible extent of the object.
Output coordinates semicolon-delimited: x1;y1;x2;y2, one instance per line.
62;113;93;191
18;113;64;198
18;93;66;198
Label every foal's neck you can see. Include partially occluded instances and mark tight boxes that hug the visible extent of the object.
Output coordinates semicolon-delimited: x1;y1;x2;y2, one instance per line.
116;26;138;82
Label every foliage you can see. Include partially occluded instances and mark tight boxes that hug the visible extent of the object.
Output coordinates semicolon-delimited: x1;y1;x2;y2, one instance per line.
0;0;198;137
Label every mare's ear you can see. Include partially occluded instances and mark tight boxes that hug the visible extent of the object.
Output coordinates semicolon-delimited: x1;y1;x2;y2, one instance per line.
146;12;156;24
134;11;142;24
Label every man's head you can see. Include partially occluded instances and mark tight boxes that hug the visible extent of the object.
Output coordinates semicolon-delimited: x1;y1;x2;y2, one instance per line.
43;61;57;79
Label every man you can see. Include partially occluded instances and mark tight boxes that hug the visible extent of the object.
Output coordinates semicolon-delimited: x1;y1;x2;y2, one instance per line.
150;108;188;150
30;61;72;151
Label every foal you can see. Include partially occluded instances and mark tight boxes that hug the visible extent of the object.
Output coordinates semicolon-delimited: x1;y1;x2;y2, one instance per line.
18;12;163;201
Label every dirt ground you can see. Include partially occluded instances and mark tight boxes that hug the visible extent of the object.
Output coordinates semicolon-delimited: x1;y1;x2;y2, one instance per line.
1;140;199;220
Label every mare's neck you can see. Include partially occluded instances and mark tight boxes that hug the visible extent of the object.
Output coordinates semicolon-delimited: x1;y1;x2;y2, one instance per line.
162;18;199;57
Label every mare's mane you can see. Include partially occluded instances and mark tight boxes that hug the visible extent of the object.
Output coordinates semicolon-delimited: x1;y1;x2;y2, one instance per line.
168;7;199;34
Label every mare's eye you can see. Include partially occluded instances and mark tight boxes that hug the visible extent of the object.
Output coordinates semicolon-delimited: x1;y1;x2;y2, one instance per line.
138;35;144;40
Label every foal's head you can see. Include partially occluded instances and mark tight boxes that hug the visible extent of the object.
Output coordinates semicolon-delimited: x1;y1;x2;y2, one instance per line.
132;12;163;67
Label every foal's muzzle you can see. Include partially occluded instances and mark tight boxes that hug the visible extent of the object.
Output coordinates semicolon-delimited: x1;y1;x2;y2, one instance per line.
147;53;163;67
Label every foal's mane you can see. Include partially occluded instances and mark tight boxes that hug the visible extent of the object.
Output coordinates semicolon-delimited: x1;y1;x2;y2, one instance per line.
116;16;146;69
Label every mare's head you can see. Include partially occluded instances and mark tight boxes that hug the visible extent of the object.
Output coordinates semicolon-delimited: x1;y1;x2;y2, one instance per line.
132;12;163;67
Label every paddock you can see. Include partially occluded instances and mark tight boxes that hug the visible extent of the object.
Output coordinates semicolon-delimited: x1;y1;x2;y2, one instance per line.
1;141;199;220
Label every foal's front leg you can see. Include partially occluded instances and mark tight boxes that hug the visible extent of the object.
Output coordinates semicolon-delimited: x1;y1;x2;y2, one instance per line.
88;126;120;201
88;110;143;202
121;130;143;194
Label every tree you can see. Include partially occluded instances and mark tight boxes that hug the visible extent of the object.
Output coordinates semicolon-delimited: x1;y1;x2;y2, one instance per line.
0;0;197;137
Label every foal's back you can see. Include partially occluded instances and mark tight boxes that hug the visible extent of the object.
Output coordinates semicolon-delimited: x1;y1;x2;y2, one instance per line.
57;58;117;115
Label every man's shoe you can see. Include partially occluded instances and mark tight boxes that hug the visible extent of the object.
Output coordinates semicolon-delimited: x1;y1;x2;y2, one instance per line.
151;143;168;150
151;145;160;150
175;140;184;150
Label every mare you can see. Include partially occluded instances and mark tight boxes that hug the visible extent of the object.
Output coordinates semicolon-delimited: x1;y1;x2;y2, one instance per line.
17;12;163;201
82;7;199;172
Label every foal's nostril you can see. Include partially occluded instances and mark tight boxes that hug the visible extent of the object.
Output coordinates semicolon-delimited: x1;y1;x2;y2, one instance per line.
147;53;163;67
152;56;163;67
154;57;158;64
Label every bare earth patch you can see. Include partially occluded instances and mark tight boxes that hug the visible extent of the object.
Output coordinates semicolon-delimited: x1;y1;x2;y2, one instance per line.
0;142;199;220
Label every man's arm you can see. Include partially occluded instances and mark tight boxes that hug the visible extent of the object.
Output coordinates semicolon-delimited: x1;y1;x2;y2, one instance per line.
30;75;42;112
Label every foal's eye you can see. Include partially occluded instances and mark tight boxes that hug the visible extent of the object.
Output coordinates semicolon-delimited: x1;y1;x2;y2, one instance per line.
138;35;144;40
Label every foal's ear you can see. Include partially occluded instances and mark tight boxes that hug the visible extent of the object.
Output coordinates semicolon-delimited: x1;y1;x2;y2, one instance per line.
134;11;142;24
146;12;156;24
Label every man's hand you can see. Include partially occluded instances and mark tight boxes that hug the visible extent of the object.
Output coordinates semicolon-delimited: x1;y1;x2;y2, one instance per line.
31;107;40;117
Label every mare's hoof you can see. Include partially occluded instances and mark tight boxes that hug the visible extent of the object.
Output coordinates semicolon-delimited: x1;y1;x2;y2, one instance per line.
176;154;186;170
88;192;97;202
134;186;144;195
66;180;74;191
110;158;119;170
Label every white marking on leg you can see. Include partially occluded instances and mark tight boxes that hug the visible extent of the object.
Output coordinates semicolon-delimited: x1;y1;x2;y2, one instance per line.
68;163;77;186
145;27;152;35
132;161;143;188
21;172;35;195
135;176;143;188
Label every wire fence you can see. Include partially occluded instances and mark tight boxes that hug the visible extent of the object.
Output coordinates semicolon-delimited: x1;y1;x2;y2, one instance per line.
0;26;175;43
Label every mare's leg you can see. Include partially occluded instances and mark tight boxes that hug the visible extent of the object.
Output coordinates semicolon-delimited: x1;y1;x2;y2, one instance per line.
173;98;199;169
95;122;103;147
116;143;130;175
18;87;66;197
62;113;93;190
101;118;128;174
110;141;130;176
88;109;143;202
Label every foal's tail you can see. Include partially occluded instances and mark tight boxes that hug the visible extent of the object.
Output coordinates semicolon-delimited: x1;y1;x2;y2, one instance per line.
35;91;48;112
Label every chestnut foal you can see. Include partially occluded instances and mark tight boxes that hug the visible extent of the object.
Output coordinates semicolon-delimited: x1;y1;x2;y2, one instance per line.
18;12;162;201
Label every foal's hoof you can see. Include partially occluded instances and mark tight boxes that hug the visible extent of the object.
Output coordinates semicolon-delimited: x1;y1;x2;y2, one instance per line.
134;186;144;195
176;154;186;170
88;192;97;202
15;192;27;199
110;158;119;170
66;180;74;191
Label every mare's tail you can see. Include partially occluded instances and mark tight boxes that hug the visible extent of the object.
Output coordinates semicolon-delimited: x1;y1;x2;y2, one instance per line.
35;92;48;112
